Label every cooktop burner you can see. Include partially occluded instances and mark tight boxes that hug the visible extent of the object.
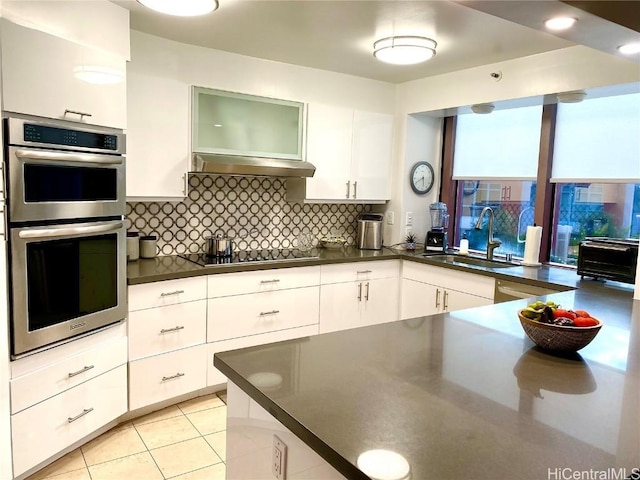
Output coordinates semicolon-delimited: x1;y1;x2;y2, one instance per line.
180;248;320;266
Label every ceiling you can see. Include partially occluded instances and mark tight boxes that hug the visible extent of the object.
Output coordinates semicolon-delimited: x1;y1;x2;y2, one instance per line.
113;0;640;84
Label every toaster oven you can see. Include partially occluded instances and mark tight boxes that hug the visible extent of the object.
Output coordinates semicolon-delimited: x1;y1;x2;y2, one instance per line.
577;237;638;284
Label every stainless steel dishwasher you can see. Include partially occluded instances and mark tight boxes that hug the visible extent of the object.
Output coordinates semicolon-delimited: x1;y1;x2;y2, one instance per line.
494;279;566;303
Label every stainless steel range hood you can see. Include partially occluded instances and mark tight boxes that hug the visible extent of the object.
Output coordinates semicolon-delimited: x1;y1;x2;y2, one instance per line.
192;153;316;178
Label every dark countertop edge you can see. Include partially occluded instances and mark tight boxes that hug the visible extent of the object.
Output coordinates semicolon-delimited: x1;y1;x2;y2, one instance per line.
214;355;370;480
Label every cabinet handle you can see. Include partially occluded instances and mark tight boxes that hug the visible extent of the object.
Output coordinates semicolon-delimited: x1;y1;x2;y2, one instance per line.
346;180;350;199
356;270;372;274
68;408;94;423
162;372;185;382
352;181;358;199
68;365;95;378
160;290;184;297
259;310;280;316
64;109;92;119
260;279;280;284
357;282;362;301
365;282;370;301
435;289;441;309
160;326;185;334
443;291;449;311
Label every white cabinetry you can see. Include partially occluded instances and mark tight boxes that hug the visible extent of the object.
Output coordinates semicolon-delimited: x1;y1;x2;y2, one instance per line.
128;276;208;410
287;103;393;203
126;70;190;200
207;267;320;386
0;19;127;129
319;260;399;334
9;326;128;477
400;262;495;320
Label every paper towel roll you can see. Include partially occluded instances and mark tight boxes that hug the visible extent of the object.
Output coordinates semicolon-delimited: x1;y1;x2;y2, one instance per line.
522;226;542;266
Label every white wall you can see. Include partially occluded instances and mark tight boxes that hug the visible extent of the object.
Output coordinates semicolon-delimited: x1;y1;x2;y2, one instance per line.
130;30;395;114
386;45;640;244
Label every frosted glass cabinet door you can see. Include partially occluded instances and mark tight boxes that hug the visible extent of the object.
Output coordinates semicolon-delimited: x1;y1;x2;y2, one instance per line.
192;87;304;160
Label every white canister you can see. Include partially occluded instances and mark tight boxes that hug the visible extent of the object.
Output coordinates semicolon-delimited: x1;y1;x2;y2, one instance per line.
126;232;139;261
139;235;158;259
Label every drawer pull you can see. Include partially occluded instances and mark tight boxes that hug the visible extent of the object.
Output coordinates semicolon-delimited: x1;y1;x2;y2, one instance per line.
260;310;280;316
68;408;94;423
160;290;184;297
162;372;185;382
64;109;92;119
260;279;280;284
160;326;185;334
357;270;372;274
68;365;95;378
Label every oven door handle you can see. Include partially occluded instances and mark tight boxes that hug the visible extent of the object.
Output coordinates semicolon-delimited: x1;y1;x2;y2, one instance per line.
15;149;124;165
18;221;124;239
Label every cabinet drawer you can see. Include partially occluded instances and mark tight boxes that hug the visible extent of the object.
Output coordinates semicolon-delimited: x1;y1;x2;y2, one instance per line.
207;325;319;386
207;286;319;342
207;266;320;298
11;336;127;414
402;262;494;299
128;300;207;361
320;260;399;284
129;344;207;411
128;276;207;311
12;365;127;477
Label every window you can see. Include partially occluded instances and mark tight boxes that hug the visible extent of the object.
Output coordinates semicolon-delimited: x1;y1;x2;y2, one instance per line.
454;180;537;258
550;183;640;265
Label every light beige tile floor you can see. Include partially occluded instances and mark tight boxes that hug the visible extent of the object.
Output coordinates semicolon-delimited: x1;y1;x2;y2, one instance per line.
26;392;227;480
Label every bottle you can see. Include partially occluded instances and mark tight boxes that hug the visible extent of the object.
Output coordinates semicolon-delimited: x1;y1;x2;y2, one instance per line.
459;232;469;256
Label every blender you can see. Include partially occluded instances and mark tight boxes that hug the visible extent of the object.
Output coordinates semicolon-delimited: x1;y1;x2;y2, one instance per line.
425;202;449;252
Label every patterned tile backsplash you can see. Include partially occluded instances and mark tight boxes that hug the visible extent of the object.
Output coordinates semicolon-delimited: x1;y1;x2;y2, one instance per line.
126;175;371;256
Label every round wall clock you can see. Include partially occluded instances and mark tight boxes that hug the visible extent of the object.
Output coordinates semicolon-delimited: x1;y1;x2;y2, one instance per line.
409;161;435;195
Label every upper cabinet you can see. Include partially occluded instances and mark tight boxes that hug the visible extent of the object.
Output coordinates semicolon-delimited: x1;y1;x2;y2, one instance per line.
0;2;128;129
287;103;393;203
126;70;190;200
192;87;305;160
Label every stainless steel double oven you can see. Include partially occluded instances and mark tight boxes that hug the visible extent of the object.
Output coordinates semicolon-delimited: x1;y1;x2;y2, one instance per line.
5;114;127;356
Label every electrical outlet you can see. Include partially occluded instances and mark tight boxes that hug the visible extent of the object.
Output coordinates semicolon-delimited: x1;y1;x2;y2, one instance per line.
272;435;287;480
405;227;413;237
386;211;395;225
406;212;413;226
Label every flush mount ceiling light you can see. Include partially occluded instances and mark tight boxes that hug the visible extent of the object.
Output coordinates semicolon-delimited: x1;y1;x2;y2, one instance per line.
137;0;218;16
471;103;495;114
544;16;578;31
617;42;640;55
373;36;437;65
557;91;587;103
73;66;124;85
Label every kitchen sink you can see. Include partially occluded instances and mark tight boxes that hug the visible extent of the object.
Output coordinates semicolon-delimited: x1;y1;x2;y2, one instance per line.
425;254;518;269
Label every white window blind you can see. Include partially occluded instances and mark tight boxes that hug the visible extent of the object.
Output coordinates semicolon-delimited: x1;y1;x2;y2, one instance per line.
452;105;542;180
551;92;640;183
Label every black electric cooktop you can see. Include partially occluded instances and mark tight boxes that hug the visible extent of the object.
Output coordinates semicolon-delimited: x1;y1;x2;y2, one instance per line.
180;248;319;266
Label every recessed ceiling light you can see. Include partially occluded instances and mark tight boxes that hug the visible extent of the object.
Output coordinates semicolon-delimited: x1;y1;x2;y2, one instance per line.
557;91;587;103
617;42;640;55
544;17;578;31
373;36;437;65
137;0;218;17
471;103;495;114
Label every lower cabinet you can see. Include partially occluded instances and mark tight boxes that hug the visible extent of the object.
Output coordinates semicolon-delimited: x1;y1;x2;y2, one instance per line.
400;262;495;320
129;344;208;411
319;260;400;334
11;365;127;477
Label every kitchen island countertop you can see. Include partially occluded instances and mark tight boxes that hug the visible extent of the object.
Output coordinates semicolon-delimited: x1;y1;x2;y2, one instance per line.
215;287;639;479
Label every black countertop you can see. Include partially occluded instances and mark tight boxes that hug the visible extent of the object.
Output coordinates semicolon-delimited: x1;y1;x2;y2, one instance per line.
215;287;640;479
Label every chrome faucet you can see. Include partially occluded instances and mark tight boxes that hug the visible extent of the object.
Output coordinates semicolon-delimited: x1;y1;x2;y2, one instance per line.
474;207;502;260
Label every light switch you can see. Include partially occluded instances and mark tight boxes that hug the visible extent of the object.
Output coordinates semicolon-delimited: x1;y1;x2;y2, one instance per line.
406;212;413;226
386;212;395;225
